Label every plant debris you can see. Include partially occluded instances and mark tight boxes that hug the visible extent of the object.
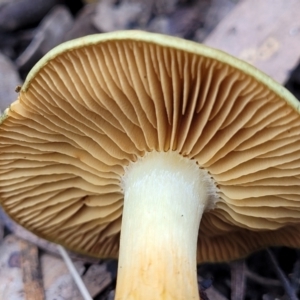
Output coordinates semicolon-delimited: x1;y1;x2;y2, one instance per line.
0;0;300;299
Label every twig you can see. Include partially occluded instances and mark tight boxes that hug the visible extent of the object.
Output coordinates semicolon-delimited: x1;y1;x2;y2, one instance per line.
57;245;92;300
230;259;246;300
19;239;45;300
266;248;298;300
245;267;281;286
290;254;300;294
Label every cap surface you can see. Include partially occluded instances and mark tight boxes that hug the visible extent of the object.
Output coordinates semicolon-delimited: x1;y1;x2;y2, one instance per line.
1;31;300;262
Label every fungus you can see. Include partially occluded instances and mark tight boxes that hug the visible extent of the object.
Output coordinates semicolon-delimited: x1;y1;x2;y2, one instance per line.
1;31;300;300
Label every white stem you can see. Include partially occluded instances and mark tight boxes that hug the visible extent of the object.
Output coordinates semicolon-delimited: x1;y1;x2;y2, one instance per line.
115;151;215;300
57;245;92;300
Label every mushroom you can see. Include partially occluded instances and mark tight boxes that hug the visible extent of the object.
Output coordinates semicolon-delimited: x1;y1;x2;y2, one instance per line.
1;31;300;300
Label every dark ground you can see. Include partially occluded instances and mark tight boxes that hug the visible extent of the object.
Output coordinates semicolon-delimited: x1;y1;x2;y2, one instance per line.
0;0;300;299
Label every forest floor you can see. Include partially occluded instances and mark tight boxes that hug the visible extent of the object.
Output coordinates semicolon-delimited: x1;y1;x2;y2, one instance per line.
0;0;300;299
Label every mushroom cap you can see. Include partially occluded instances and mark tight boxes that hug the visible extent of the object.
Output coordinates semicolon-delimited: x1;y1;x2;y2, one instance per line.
1;31;300;263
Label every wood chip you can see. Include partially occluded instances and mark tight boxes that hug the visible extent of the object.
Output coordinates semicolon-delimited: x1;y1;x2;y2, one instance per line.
204;0;300;83
205;287;228;300
199;276;228;300
0;235;24;300
230;259;246;300
19;239;44;300
15;5;73;71
41;254;85;300
107;290;115;300
93;0;142;32
82;264;112;298
0;235;44;300
63;4;99;41
194;0;237;41
167;0;210;38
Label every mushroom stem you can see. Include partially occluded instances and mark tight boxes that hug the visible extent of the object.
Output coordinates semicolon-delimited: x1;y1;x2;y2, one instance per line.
116;151;213;300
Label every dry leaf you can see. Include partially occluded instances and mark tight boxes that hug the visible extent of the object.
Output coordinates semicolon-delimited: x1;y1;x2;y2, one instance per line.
63;4;99;41
82;264;112;298
41;254;85;300
93;0;142;32
0;0;61;32
15;5;73;71
0;235;44;300
0;52;21;114
0;235;24;300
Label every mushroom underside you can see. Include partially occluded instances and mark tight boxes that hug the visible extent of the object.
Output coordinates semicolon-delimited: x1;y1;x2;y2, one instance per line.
0;33;300;263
